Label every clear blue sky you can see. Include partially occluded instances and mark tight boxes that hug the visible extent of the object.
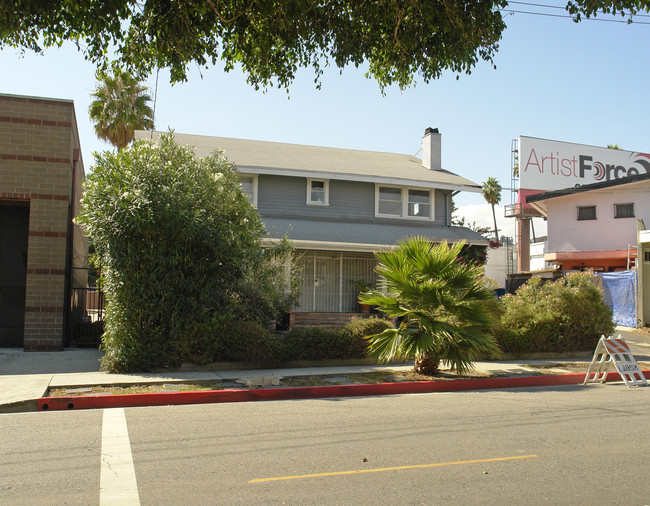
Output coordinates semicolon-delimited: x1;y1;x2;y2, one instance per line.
1;5;649;236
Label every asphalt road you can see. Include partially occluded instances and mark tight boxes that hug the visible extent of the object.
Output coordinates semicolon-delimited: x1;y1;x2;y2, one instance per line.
2;384;650;505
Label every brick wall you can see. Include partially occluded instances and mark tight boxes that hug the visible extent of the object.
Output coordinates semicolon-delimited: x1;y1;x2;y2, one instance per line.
0;94;86;350
290;312;375;329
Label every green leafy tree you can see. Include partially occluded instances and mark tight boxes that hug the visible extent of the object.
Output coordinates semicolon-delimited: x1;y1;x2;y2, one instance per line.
0;2;501;90
2;2;641;90
76;133;291;372
482;177;502;242
360;238;500;376
89;70;154;149
565;1;646;21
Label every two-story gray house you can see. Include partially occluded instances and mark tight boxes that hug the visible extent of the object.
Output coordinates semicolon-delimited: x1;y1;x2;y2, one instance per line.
136;128;487;327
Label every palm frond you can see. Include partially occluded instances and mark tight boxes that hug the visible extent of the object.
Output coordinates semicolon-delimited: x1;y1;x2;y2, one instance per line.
365;328;405;362
89;70;155;149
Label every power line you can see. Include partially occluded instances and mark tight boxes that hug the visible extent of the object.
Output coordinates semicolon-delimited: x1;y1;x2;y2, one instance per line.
508;0;650;17
500;8;650;24
508;1;567;10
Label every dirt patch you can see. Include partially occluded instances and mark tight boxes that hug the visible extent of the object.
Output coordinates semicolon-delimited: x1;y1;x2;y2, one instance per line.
46;362;650;397
47;381;225;397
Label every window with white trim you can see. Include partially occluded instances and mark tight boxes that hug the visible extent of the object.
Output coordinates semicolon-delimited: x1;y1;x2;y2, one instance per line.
377;186;402;216
375;185;433;219
239;174;258;206
408;189;430;218
307;179;329;205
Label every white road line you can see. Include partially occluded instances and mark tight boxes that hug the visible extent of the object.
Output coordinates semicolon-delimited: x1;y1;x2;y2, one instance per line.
100;408;140;505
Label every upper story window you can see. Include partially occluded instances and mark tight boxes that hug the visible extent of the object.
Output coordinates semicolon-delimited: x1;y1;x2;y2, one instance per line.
375;185;433;220
577;205;596;220
408;189;431;218
615;203;634;218
377;186;402;216
239;174;258;206
307;179;329;205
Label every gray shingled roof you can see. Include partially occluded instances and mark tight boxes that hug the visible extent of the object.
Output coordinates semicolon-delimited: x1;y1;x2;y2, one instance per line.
262;216;489;250
135;131;481;192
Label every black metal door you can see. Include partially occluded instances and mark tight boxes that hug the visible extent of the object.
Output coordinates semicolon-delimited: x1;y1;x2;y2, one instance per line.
0;204;29;347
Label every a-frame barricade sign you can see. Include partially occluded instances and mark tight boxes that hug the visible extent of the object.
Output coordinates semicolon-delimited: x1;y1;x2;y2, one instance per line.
584;335;647;387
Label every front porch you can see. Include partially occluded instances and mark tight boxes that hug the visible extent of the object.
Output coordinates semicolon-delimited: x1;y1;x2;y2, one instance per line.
293;250;379;313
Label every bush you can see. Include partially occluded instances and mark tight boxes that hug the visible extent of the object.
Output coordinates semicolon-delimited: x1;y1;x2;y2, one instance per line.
277;326;342;362
211;321;277;365
491;272;614;354
339;317;394;358
77;134;291;372
276;317;394;363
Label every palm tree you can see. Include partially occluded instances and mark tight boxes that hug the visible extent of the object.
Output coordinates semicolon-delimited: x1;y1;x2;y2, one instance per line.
359;238;500;376
482;177;502;242
89;70;154;150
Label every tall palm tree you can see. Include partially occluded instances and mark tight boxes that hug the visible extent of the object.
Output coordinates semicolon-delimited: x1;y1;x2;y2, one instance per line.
482;177;502;242
89;70;154;150
359;238;499;376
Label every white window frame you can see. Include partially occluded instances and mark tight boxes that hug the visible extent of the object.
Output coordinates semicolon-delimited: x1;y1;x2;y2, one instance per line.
407;188;432;219
374;184;434;220
239;173;258;206
307;178;329;206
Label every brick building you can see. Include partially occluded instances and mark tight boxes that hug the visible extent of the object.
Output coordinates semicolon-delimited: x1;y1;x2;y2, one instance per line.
0;94;87;350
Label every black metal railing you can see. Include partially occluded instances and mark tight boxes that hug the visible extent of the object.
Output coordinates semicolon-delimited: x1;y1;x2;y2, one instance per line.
66;267;104;347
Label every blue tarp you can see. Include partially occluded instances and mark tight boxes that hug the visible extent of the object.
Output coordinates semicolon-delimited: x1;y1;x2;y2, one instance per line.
596;271;637;327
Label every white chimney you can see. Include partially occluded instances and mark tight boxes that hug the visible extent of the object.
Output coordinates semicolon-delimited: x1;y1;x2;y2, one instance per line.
422;127;441;170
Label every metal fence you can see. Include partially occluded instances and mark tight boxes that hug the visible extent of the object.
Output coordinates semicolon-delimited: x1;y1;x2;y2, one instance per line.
66;267;104;347
295;251;377;312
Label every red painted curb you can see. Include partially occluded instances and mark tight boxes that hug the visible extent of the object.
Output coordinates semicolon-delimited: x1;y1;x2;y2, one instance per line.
38;370;648;412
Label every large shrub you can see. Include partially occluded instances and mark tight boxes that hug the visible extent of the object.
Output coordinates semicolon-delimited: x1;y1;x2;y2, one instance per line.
492;271;614;353
77;133;290;372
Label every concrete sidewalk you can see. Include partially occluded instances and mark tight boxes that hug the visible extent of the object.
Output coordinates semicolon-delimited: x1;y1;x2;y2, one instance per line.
1;326;648;413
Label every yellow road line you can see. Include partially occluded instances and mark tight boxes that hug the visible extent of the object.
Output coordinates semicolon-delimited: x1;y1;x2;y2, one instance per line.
249;454;539;483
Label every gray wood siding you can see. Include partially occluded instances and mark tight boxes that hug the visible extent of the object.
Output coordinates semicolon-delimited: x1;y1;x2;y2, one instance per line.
257;174;450;226
435;189;451;226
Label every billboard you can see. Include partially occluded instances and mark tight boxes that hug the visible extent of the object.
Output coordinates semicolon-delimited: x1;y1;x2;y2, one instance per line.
518;136;650;204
